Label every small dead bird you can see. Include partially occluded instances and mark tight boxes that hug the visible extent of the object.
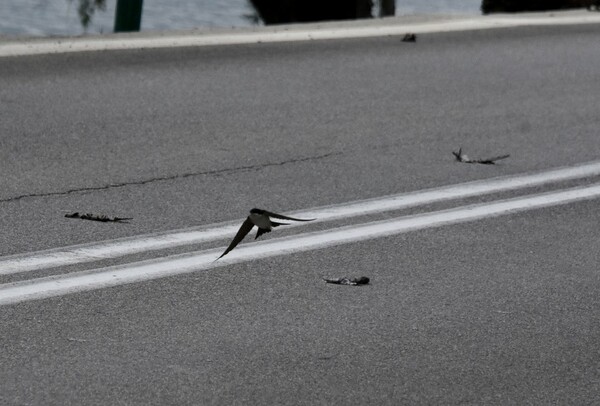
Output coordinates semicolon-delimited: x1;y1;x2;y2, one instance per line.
65;212;132;223
323;276;370;286
452;148;510;165
402;33;416;42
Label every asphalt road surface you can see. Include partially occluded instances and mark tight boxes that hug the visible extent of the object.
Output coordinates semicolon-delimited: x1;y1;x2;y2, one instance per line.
1;21;599;405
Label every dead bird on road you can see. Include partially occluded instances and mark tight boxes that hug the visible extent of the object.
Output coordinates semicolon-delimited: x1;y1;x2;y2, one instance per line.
402;33;416;42
452;147;510;165
323;276;370;286
65;212;132;223
217;208;315;260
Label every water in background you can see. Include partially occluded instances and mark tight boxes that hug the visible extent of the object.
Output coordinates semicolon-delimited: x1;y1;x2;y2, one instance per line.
0;0;481;37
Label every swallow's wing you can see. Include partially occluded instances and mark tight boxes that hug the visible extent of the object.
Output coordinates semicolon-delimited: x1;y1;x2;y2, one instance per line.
474;154;510;164
112;217;133;222
323;277;352;285
472;159;494;165
487;154;510;162
217;217;254;259
263;211;316;222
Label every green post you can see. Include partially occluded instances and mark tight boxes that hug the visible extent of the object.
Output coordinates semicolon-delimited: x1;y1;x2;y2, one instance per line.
114;0;144;32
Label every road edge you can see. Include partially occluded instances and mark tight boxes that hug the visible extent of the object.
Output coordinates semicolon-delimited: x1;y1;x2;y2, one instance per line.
1;10;600;57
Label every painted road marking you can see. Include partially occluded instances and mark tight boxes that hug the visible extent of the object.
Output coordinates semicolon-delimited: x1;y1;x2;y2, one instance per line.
2;12;600;58
1;160;600;276
1;183;599;306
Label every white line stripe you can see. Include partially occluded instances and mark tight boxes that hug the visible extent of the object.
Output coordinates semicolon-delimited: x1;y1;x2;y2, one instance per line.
2;13;600;58
2;160;600;276
1;183;599;306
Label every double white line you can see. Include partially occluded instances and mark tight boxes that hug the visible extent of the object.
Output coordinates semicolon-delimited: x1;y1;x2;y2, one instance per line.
1;161;600;305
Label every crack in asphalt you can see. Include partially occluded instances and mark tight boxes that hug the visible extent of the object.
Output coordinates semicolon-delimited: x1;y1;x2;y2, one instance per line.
0;151;341;203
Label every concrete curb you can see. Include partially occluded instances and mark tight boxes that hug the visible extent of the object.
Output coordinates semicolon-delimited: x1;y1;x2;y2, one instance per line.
1;10;599;58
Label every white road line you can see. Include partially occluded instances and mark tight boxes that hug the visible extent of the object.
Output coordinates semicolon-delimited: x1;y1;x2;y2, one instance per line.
1;183;599;306
2;160;600;276
2;12;600;58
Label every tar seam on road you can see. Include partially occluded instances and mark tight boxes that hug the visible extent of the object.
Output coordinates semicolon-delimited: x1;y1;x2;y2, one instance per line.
1;160;600;276
0;151;341;204
1;182;600;306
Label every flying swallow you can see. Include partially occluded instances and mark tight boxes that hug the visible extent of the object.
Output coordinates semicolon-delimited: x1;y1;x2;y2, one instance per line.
217;208;315;259
452;147;510;165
